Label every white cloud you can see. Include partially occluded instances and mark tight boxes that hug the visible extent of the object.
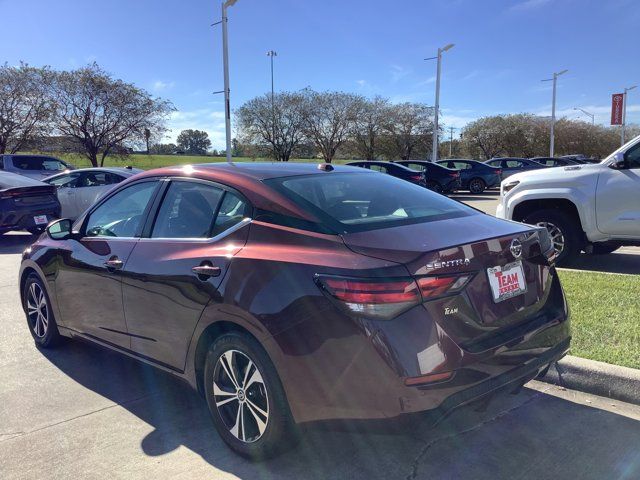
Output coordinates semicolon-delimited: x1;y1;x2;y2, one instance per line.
152;80;175;92
415;76;437;87
390;65;411;83
165;108;226;149
508;0;552;13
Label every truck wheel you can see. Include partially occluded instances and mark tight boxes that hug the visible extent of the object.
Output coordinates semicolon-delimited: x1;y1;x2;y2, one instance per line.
524;209;582;266
468;178;486;194
589;242;621;255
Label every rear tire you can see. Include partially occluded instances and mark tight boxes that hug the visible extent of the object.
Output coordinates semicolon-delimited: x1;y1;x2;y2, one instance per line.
22;273;62;348
426;181;443;193
204;332;297;460
468;178;486;194
524;209;582;266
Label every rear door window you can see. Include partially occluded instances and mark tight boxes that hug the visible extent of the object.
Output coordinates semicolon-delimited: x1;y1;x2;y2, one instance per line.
369;164;388;173
506;160;524;168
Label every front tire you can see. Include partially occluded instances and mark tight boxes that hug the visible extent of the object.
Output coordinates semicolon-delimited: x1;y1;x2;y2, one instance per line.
204;332;296;460
468;177;486;194
22;273;62;348
524;209;582;266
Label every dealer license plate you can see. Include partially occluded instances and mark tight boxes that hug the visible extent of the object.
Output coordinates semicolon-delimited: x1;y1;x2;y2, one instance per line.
33;215;48;225
487;261;527;302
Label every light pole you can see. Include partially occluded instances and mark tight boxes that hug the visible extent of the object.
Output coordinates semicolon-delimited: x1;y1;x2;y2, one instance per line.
266;50;277;157
448;126;456;157
425;43;454;162
622;85;637;145
221;0;238;163
541;69;568;157
574;107;594;125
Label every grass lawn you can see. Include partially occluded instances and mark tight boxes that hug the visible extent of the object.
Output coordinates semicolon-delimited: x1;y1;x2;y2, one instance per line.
558;269;640;369
53;153;352;170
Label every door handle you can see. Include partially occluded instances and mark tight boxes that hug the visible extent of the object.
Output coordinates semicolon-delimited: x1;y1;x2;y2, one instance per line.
104;258;123;270
192;264;221;279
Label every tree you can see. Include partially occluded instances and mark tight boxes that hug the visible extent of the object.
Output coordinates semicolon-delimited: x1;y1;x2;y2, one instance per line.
351;96;389;160
150;143;178;155
0;63;53;154
176;129;211;155
51;63;174;167
236;91;306;161
381;103;435;160
301;90;362;163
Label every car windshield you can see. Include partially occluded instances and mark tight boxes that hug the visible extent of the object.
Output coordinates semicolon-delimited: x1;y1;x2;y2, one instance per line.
266;172;476;233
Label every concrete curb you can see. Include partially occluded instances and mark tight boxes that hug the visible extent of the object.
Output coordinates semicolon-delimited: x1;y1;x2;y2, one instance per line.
539;355;640;405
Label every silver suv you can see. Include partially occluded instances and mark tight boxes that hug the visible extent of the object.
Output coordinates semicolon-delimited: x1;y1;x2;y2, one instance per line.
0;154;74;180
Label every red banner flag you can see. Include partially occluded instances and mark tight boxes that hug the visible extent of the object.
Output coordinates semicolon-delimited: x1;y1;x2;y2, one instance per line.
611;93;624;125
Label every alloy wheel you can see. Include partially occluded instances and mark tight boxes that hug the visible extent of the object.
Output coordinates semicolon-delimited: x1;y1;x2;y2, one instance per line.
26;282;49;338
469;179;485;194
537;221;565;256
212;349;269;443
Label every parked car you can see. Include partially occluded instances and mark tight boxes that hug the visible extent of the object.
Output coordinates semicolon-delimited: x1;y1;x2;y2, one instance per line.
43;167;142;220
530;157;579;167
20;162;570;459
0;171;60;234
345;161;426;187
497;135;640;265
484;157;548;179
393;160;461;193
0;154;74;180
436;159;502;193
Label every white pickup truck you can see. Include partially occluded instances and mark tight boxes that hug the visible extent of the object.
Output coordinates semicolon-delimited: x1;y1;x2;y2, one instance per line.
496;135;640;265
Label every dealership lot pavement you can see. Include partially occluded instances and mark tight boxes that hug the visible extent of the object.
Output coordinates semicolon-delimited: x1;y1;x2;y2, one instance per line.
2;227;640;479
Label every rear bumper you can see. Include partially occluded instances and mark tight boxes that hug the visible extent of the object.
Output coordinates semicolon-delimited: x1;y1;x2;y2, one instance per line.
270;272;571;424
0;200;60;233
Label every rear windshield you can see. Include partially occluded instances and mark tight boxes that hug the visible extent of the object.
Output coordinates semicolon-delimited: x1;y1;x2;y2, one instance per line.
12;156;69;171
265;172;476;233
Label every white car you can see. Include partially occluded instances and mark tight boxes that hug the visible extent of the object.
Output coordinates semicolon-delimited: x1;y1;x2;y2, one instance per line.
496;135;640;265
43;167;142;220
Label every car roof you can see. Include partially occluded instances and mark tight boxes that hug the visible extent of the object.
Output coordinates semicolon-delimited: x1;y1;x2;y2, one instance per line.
0;171;49;189
43;167;142;180
131;162;376;224
398;160;456;171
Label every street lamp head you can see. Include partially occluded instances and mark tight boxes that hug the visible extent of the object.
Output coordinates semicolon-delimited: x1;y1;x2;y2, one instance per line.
442;43;455;52
266;50;277;57
627;85;637;92
223;0;238;8
556;69;568;76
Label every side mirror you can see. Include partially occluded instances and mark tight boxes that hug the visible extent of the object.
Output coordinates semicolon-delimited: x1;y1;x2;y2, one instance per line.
47;218;73;240
610;152;628;170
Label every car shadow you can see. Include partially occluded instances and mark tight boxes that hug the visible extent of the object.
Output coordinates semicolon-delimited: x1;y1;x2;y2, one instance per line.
38;339;640;478
568;250;640;275
0;232;37;254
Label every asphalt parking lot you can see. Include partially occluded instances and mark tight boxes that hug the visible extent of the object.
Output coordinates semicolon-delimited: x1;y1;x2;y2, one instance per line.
2;219;640;479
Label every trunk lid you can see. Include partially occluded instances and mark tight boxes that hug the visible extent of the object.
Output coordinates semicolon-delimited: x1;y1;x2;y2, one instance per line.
341;214;555;349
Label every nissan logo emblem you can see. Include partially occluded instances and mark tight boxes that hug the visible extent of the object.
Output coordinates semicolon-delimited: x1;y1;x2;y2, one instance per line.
510;239;523;259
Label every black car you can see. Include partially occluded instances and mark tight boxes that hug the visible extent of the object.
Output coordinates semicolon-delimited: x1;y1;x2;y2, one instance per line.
346;161;426;187
393;160;461;193
561;154;599;164
530;157;579;167
0;171;61;234
436;159;502;194
484;158;548;179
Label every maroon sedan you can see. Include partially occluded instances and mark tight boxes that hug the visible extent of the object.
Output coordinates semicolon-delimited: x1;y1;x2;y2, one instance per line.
19;163;570;459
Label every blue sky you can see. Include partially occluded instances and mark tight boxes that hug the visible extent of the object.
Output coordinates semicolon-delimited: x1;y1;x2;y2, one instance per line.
2;0;639;148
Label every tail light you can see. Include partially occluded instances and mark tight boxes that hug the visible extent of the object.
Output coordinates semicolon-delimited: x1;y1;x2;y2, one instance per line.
315;274;472;320
495;169;503;176
409;174;424;182
448;173;459;177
